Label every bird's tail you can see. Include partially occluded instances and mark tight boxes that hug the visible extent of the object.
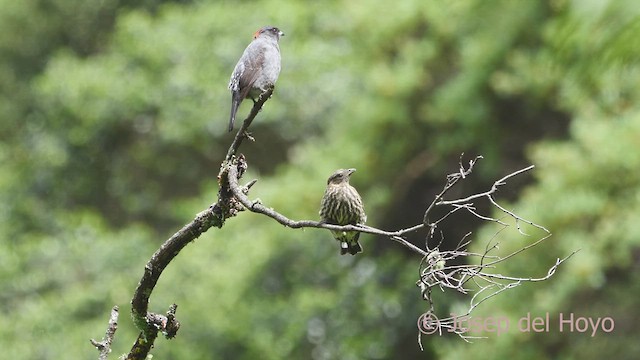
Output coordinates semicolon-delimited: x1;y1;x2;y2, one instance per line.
228;95;241;132
340;242;349;255
347;241;363;255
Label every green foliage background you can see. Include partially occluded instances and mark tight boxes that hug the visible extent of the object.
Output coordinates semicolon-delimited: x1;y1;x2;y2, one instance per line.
1;0;639;358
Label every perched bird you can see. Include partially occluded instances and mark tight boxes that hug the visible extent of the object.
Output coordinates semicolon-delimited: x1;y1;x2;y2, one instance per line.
319;168;367;255
228;26;284;132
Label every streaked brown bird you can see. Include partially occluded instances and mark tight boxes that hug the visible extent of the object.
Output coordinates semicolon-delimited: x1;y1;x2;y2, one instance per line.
319;168;367;255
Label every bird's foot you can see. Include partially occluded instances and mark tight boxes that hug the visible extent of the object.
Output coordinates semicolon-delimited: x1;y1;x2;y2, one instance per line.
241;130;255;142
259;86;275;101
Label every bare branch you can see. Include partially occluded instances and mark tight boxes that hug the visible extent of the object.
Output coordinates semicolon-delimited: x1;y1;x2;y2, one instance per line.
423;155;483;226
124;89;276;360
91;306;119;360
436;165;534;206
399;158;577;344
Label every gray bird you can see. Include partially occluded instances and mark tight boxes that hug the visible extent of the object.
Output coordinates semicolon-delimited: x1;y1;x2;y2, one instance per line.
319;168;367;255
228;26;284;132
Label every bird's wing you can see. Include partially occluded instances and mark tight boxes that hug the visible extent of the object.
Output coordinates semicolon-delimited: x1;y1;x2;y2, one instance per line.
228;55;245;92
350;186;367;224
238;43;266;100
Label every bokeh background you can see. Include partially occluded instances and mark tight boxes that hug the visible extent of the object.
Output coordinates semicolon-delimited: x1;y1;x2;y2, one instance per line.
2;0;639;358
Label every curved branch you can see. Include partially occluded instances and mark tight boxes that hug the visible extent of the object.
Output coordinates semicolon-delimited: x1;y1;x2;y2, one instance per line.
91;306;119;360
126;208;220;360
124;89;276;360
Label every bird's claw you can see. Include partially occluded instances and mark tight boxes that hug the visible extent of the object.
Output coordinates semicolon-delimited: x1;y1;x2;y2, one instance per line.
241;130;255;141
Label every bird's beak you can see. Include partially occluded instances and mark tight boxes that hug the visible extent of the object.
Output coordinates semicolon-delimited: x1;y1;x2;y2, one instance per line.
279;30;285;37
347;168;356;175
